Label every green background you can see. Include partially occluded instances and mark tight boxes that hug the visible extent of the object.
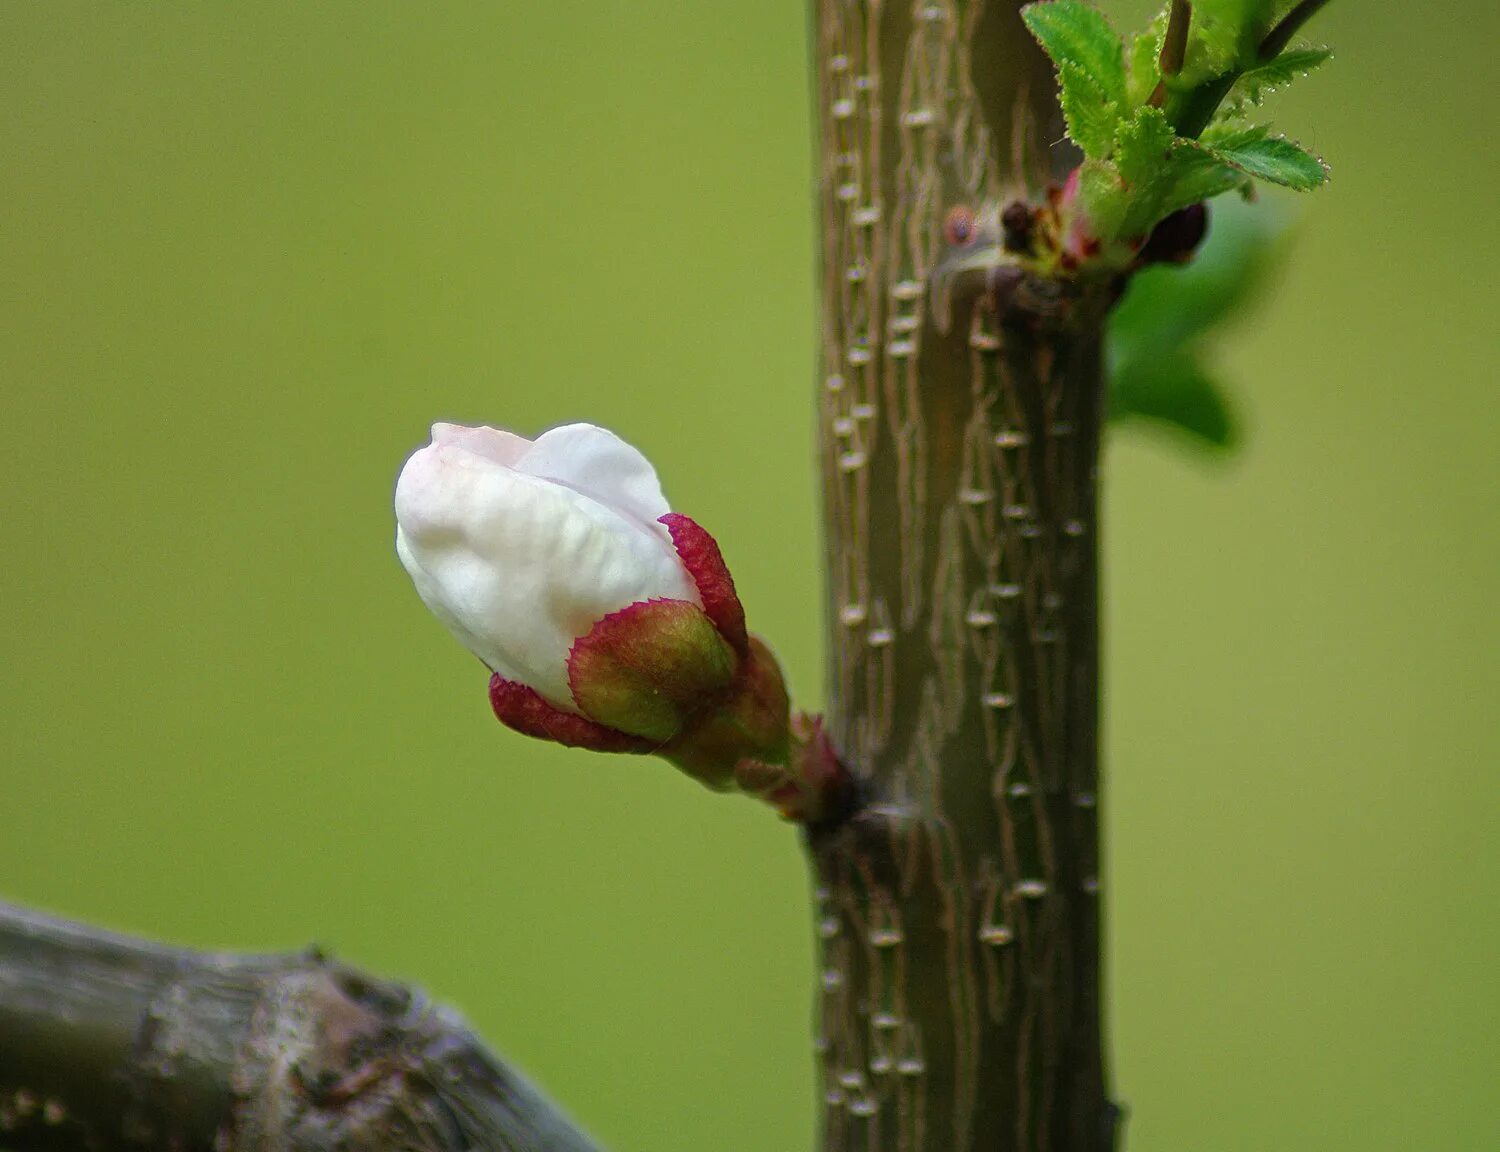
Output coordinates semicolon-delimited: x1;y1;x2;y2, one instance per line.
1;3;1494;1150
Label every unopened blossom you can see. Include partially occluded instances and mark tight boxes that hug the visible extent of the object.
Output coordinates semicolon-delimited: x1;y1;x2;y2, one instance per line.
395;421;704;713
395;419;848;821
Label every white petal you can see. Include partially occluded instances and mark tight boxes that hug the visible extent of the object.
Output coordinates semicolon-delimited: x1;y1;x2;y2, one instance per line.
514;423;673;527
396;526;526;684
394;436;695;711
430;422;531;467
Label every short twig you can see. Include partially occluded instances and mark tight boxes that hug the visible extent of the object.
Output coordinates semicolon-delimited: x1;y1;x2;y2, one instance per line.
1259;0;1333;62
1148;1;1193;107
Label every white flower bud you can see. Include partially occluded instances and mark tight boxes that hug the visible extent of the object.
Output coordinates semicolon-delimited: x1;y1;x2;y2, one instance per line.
394;422;698;711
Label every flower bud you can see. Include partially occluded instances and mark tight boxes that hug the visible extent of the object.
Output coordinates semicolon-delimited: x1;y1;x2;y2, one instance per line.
396;420;852;821
395;421;703;706
395;421;767;753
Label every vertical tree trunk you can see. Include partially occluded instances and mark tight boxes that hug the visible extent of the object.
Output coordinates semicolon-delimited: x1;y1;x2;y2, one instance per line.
808;3;1117;1150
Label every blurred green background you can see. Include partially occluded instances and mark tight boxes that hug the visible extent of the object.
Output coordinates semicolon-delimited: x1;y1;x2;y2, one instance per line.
1;3;1494;1150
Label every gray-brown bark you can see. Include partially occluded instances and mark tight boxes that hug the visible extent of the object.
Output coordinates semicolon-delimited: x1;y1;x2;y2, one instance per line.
809;3;1117;1150
0;900;601;1152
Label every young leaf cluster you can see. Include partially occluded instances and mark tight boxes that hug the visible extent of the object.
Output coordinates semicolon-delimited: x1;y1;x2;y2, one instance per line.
1022;0;1331;255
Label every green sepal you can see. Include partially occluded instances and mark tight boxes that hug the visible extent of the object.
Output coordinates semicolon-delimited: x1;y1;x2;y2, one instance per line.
663;636;792;792
568;598;737;743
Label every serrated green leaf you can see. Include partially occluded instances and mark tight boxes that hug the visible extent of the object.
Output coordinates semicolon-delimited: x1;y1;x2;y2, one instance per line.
1022;1;1127;107
1125;11;1168;108
1181;14;1242;84
1194;0;1277;52
1200;121;1269;147
1173;0;1275;91
1232;46;1332;105
1152;148;1248;221
1114;105;1176;186
1058;61;1121;157
1197;129;1329;189
1103;107;1181;239
1108;348;1238;448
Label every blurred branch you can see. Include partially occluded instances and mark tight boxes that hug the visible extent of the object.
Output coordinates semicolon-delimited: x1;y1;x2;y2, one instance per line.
0;899;604;1152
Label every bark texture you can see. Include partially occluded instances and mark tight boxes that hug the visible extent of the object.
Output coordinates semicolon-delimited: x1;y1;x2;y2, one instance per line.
0;901;601;1152
809;3;1118;1150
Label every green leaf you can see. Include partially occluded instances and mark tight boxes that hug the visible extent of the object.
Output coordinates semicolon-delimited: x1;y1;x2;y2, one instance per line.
1199;120;1267;146
1153;144;1248;220
1232;46;1332;106
1182;13;1243;83
1022;1;1127;107
1193;0;1276;55
1058;61;1121;158
1170;0;1273;91
1125;11;1168;108
1114;105;1176;186
1111;196;1285;357
1200;0;1276;31
1197;127;1329;189
1105;107;1186;239
1108;348;1238;449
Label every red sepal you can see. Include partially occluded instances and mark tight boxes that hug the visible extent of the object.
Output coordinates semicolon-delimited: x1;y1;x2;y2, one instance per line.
659;512;749;655
488;674;652;754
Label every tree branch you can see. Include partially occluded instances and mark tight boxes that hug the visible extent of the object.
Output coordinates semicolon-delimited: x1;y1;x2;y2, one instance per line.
0;900;603;1152
810;2;1117;1150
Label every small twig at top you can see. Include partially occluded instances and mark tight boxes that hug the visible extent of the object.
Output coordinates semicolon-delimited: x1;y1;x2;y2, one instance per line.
1159;1;1192;76
1148;1;1193;108
1259;0;1333;62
